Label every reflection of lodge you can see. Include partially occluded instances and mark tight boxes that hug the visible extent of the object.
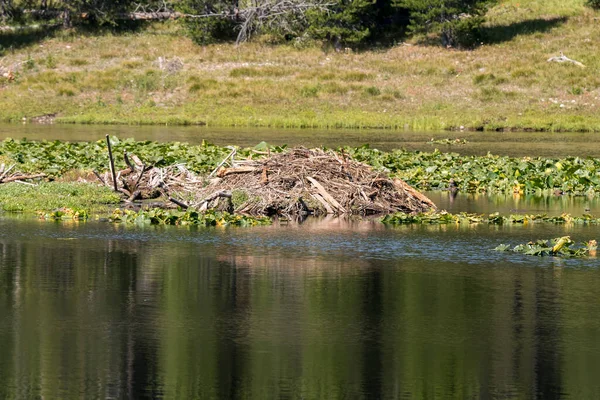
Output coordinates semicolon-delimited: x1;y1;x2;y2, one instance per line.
0;225;597;399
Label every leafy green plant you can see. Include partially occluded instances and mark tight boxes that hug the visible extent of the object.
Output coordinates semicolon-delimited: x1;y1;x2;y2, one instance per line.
38;207;90;221
569;86;584;95
364;86;381;96
382;211;600;225
109;208;272;227
428;138;468;145
45;54;57;69
494;236;597;258
1;139;600;197
300;84;320;97
345;145;600;196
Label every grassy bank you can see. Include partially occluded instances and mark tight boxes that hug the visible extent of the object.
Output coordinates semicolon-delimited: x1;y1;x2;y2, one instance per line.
1;0;600;131
0;182;120;213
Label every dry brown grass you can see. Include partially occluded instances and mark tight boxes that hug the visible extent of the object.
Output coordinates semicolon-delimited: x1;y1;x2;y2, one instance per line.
1;0;600;131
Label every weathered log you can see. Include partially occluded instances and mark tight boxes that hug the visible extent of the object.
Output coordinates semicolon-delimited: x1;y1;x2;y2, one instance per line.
169;197;189;209
0;173;46;183
123;150;135;173
310;192;334;214
547;52;585;68
127;190;141;203
393;178;437;209
198;190;233;211
306;176;346;213
216;166;257;178
0;164;15;182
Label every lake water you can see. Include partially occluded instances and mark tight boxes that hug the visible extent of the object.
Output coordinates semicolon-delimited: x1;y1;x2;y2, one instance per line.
1;216;600;399
2;123;600;157
1;125;600;398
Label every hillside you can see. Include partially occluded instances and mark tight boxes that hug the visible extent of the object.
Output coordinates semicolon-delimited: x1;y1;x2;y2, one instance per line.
0;0;599;132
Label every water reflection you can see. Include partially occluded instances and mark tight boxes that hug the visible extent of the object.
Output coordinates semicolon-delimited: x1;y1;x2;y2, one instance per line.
428;191;600;216
1;218;600;399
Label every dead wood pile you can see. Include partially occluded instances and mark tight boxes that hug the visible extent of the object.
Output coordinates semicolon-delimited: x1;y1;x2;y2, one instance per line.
98;143;436;216
97;150;200;203
196;147;436;216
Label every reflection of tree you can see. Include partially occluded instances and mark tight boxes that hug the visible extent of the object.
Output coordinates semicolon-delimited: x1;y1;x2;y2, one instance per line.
0;225;598;399
533;268;563;400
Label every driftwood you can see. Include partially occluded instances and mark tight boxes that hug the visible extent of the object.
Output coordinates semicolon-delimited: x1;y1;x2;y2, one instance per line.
169;197;189;209
0;173;46;183
197;190;232;212
547;52;585;68
306;176;346;213
0;163;46;184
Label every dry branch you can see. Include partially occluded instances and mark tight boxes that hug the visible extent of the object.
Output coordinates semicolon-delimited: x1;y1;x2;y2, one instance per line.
0;173;46;183
547;52;585;68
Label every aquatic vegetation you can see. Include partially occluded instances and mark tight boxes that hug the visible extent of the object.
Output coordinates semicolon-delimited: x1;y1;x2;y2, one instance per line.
381;211;600;225
0;138;286;176
428;138;468;146
2;138;600;197
494;236;597;258
38;208;90;221
109;209;272;227
346;145;600;196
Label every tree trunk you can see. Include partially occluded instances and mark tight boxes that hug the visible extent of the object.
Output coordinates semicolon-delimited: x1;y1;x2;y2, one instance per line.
63;8;71;27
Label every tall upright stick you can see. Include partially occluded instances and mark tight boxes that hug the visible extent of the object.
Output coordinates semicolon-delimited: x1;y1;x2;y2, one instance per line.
106;134;118;192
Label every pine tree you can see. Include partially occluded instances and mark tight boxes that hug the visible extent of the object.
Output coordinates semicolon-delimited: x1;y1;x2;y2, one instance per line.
306;0;377;47
394;0;497;48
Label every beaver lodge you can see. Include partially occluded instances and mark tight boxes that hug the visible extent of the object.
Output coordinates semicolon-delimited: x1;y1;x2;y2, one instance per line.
103;146;436;217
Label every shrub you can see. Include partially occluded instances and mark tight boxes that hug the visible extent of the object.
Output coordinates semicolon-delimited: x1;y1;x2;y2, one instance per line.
364;86;381;96
587;0;600;9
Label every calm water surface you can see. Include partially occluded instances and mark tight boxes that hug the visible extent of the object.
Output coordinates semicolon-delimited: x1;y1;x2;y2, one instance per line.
2;125;600;398
2;123;600;156
1;217;600;399
427;191;600;216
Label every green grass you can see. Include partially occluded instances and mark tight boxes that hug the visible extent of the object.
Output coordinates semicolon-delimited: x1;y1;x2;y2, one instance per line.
0;182;121;213
1;1;600;131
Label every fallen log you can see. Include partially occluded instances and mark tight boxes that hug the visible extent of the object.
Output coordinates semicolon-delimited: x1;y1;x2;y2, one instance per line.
0;173;47;183
306;176;346;214
169;197;189;209
197;190;232;211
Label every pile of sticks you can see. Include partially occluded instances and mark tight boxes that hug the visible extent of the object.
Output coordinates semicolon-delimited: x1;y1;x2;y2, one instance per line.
194;147;436;216
100;136;435;216
98;135;201;203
